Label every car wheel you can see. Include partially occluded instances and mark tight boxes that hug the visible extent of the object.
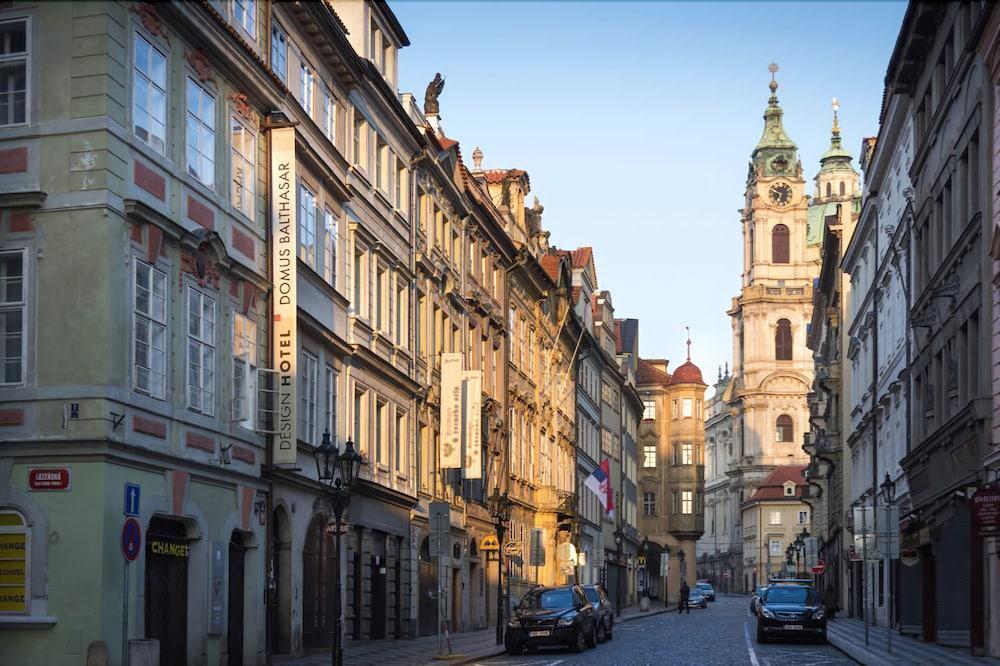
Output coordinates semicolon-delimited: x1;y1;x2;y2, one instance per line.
756;627;767;644
504;636;522;655
571;628;587;653
597;620;607;643
585;622;598;648
606;621;613;641
525;645;538;654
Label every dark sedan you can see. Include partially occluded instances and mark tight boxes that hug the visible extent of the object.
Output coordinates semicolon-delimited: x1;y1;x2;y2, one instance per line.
582;584;614;642
755;584;827;644
505;585;598;654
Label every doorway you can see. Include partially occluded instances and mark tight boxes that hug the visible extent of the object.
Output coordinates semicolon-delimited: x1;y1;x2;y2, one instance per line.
268;507;292;655
227;531;246;665
303;515;335;649
418;537;437;636
371;554;387;639
145;517;190;666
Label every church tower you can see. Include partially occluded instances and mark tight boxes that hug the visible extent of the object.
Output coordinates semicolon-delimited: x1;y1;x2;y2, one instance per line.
727;67;818;562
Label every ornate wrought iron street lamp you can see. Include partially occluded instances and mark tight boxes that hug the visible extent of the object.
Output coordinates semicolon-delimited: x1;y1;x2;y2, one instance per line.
313;432;364;666
487;487;513;645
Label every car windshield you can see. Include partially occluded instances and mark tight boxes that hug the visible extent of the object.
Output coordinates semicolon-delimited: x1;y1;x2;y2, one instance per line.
584;588;599;603
755;586;768;596
522;589;575;610
697;583;712;590
765;586;818;605
689;588;702;596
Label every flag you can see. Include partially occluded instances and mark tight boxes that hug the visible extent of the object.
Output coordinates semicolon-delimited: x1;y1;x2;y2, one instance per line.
583;459;615;518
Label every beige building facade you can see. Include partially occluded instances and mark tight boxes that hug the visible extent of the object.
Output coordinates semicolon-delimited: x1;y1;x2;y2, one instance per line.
741;467;811;580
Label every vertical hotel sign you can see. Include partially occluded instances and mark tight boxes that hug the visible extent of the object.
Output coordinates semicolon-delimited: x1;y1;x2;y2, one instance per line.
271;126;297;465
463;370;482;479
440;353;463;469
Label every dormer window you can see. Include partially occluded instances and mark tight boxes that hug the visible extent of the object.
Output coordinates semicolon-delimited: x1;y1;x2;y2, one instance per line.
783;481;796;497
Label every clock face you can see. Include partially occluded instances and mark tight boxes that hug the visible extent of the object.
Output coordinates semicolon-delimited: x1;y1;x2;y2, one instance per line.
769;182;792;206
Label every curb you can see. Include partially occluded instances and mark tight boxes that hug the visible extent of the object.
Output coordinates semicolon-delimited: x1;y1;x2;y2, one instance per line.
827;631;888;665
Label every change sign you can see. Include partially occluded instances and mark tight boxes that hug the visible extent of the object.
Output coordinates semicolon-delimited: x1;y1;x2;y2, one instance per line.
972;486;1000;536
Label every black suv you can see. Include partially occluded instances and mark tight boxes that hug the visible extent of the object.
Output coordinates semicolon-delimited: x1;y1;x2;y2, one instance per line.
755;583;827;644
505;585;598;654
582;584;614;642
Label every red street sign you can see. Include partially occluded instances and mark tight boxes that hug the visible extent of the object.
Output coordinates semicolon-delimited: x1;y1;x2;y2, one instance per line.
28;467;71;491
810;558;826;575
971;487;1000;534
121;518;142;562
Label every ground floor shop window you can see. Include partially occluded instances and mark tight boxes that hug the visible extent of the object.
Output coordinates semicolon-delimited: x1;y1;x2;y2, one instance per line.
0;509;28;614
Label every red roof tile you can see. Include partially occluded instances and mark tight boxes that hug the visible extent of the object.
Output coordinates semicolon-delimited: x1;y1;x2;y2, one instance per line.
748;466;808;502
540;254;562;283
638;358;671;386
570;247;593;269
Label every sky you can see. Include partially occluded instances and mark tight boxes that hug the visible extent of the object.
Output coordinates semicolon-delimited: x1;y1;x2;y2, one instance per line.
391;0;908;388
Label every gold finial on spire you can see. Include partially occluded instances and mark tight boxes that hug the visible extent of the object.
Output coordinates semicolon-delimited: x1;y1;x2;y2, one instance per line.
768;62;780;100
685;326;692;361
832;97;841;136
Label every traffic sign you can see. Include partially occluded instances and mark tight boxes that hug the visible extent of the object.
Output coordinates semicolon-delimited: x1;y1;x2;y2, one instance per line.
121;518;142;561
480;534;499;551
124;483;141;517
810;558;826;575
504;541;522;556
900;548;919;567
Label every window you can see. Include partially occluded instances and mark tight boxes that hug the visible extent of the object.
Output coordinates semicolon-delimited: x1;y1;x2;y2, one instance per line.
133;259;166;398
186;288;216;415
772;224;789;264
776;414;793;443
376;399;388;466
769;511;781;525
784;482;795;497
353;387;367;454
769;540;783;557
775;318;793;360
375;137;387;192
375;265;388;332
352;245;365;314
233;0;256;38
671;400;679;419
133;33;167;153
643;492;656;516
323;208;337;286
299;351;318;445
682;398;693;418
0;251;25;385
231;114;256;218
396;160;408;211
675;442;693;466
298;183;316;268
642;399;656;420
0;509;28;613
324;365;337;440
185;78;216;188
642;445;656;468
299;62;314;116
681;491;693;515
395;282;407;346
798;510;808;525
395;410;406;474
232;314;256;428
839;181;846;196
0;19;29;126
270;23;287;83
353;114;366;168
322;91;335;140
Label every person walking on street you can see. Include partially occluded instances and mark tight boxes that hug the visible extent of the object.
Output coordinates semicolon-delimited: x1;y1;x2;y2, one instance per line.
824;584;837;620
679;581;690;614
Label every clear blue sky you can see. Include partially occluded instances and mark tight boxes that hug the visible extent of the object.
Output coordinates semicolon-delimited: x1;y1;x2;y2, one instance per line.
392;1;907;387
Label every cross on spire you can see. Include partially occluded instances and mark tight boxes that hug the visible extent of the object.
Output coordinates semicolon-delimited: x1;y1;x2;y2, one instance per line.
768;62;779;81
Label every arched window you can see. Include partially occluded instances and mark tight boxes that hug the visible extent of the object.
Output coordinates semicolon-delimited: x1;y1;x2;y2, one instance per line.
825;182;832;197
0;510;28;614
772;224;790;264
776;415;793;442
775;319;793;360
839;181;846;196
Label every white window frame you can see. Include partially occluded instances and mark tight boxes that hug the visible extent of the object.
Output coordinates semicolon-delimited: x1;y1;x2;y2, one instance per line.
299;350;318;445
322;90;335;141
232;313;257;428
643;492;655;516
395;279;407;347
395;408;407;476
351;238;369;320
185;76;216;189
769;511;782;525
0;249;27;386
375;262;388;333
230;112;256;219
324;365;337;441
270;22;287;83
642;399;656;421
681;490;693;515
323;207;337;287
299;61;314;117
769;540;783;557
642;445;656;469
132;31;167;154
298;182;316;268
682;397;693;418
132;258;167;399
233;0;256;39
186;287;217;415
0;17;30;128
375;398;388;467
798;510;809;525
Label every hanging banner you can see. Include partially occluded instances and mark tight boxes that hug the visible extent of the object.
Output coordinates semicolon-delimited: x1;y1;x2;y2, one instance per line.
271;125;297;465
463;370;483;479
440;353;463;469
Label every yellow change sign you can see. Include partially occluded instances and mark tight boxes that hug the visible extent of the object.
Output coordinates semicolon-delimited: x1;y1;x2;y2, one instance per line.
0;532;27;613
480;534;500;551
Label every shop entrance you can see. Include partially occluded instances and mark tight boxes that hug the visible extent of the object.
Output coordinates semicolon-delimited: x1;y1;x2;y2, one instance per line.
268;507;292;655
145;517;190;666
303;515;335;649
418;537;437;636
227;531;246;665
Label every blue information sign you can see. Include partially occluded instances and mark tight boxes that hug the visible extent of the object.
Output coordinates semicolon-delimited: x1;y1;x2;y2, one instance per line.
124;483;141;517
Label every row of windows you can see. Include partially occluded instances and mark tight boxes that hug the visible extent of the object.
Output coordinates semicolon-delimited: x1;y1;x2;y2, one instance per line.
642;490;702;516
669;398;703;420
641;442;703;468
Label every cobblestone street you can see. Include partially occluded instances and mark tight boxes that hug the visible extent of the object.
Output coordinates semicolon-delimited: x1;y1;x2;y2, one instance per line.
477;596;854;666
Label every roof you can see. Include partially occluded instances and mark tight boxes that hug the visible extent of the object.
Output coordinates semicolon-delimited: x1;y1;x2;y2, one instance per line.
748;467;807;502
637;358;671;386
570;247;593;269
481;168;530;190
670;360;704;386
540;253;563;284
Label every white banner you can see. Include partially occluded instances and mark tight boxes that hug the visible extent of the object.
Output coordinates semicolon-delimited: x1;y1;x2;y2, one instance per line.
440;353;463;468
271;126;297;465
463;370;482;479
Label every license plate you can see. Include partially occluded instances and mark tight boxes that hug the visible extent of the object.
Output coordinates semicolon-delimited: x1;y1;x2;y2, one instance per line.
529;630;550;637
784;624;803;630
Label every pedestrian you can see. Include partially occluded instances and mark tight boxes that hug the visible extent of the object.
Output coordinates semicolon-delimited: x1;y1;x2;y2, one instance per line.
679;581;690;614
824;584;837;621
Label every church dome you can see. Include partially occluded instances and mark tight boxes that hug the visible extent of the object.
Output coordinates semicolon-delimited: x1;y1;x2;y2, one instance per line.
670;360;704;386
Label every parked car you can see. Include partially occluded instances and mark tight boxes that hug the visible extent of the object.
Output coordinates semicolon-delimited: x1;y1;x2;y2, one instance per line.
750;585;768;613
687;586;708;609
505;585;598;654
696;582;716;601
755;583;826;644
581;584;614;642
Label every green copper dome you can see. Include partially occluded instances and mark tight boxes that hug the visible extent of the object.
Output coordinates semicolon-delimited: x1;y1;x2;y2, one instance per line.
818;104;855;173
751;73;799;179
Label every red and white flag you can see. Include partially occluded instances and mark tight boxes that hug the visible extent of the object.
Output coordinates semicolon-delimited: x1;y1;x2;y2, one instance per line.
583;459;615;518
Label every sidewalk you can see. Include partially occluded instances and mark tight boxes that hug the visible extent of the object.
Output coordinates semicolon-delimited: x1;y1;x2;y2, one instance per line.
827;617;1000;665
273;602;675;666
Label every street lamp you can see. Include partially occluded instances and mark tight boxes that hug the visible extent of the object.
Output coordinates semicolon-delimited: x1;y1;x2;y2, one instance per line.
879;472;896;506
487;487;513;645
613;528;624;617
785;544;795;576
879;472;896;655
313;432;364;666
793;532;805;577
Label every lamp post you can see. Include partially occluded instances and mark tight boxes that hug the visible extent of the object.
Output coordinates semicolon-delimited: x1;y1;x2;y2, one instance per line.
313;432;364;666
793;532;805;578
879;472;896;655
797;528;810;578
613;529;624;617
487;488;513;645
785;544;795;577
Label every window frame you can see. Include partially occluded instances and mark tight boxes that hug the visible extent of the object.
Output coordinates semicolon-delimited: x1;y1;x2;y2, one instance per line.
132;258;167;399
642;445;656;469
776;414;794;443
0;16;31;128
324;364;337;441
299;350;318;445
0;248;27;387
233;0;256;39
185;76;217;189
772;223;790;264
270;22;287;83
775;318;793;361
230;112;257;219
681;490;693;515
643;491;655;517
186;286;217;416
298;181;317;269
131;30;168;154
232;313;257;429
